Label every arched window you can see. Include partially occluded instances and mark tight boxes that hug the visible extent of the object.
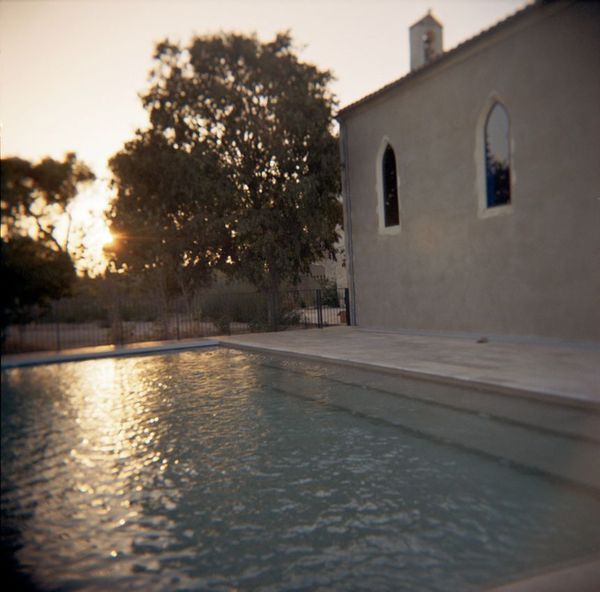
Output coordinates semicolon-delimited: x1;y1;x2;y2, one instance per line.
484;102;511;208
382;144;399;227
423;30;436;64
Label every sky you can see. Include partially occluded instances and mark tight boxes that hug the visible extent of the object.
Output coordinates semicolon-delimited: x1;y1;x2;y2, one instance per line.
0;0;527;270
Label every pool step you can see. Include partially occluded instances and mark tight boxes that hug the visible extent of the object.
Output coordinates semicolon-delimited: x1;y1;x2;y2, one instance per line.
261;356;600;443
258;360;600;492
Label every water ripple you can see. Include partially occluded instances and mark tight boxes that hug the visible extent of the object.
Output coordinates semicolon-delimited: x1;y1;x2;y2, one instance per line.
2;349;600;591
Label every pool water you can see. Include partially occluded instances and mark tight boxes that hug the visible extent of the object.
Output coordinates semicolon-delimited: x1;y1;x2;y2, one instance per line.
2;348;600;591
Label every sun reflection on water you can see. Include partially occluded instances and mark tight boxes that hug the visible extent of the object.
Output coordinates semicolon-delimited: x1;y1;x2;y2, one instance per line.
3;356;185;581
1;349;265;587
5;349;599;591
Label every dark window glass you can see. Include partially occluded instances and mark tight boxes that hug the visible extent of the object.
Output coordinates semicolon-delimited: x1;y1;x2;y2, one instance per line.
423;30;436;63
485;103;511;208
382;145;399;227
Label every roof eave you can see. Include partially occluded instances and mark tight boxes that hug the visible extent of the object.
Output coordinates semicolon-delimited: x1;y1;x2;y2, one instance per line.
336;0;548;121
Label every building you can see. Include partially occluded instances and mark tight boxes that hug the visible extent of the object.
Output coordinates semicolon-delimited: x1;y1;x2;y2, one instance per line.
337;0;600;342
309;229;347;289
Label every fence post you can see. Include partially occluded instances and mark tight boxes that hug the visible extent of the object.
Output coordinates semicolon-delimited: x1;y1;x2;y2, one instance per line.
344;288;351;326
175;309;181;340
55;321;61;351
115;299;124;345
316;289;323;329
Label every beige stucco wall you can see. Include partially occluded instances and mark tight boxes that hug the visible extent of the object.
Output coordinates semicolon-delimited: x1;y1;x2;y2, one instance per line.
341;1;600;341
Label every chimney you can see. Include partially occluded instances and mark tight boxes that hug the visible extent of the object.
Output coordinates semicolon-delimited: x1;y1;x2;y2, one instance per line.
409;10;443;71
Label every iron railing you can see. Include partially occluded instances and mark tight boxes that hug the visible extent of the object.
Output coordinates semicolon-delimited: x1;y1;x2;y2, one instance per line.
2;288;351;355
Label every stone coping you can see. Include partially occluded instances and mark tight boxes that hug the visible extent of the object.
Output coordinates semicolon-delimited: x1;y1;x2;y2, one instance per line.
484;553;600;592
3;327;599;410
217;328;600;411
1;338;219;370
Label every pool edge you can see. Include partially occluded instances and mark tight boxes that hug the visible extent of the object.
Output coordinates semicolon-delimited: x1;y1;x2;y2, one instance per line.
217;341;600;412
1;339;220;369
483;552;600;592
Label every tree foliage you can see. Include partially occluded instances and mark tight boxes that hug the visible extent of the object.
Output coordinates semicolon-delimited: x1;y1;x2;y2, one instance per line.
1;153;95;253
109;132;232;297
1;236;76;330
109;32;341;309
0;153;93;331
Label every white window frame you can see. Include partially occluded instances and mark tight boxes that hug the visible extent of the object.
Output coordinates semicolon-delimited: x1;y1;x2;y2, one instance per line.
475;94;515;219
375;136;401;235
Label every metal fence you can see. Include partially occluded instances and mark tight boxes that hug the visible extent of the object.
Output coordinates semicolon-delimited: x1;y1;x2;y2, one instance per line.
2;288;351;355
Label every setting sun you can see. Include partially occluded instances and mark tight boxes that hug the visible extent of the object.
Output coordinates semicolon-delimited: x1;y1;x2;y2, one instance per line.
73;199;113;274
87;223;113;250
52;179;114;275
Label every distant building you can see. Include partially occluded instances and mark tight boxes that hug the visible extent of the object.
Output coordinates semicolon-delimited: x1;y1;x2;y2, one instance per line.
309;228;347;289
338;0;600;341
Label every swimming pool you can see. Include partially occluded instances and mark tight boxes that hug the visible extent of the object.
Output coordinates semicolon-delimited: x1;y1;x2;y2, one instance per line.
2;348;599;591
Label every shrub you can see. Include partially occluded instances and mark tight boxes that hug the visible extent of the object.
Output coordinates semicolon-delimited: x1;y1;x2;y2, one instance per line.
199;290;303;332
321;281;340;307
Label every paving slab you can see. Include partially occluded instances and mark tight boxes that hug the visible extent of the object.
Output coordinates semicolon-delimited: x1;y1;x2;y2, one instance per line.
217;327;600;407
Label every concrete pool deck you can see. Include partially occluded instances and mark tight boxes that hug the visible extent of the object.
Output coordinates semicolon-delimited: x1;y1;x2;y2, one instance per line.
2;327;599;592
2;326;599;408
218;327;600;408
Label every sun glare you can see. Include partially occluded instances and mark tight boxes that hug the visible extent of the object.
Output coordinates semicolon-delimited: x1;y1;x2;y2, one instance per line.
93;225;114;249
56;179;114;275
75;211;114;275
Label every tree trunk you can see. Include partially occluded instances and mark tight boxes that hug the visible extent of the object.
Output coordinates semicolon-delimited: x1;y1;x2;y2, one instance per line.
108;276;123;345
174;269;193;319
266;271;281;331
155;268;171;340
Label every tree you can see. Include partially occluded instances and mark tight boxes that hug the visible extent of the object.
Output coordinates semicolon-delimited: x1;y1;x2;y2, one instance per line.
109;132;231;303
1;153;96;254
0;153;94;333
109;32;341;325
1;237;76;332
